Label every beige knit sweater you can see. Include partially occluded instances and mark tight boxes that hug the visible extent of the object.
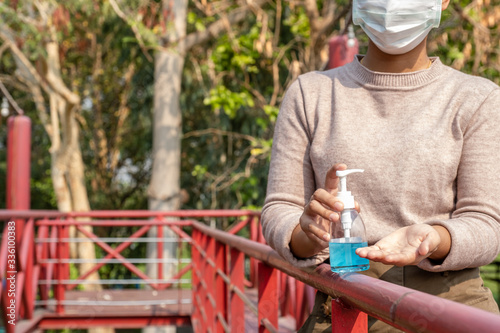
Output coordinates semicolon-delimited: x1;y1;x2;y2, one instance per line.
262;56;500;272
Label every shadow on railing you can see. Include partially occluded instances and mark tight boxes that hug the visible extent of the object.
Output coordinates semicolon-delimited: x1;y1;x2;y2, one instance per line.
2;210;500;333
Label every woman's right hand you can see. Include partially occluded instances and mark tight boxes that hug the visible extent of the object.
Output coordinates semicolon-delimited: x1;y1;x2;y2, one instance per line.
290;163;357;258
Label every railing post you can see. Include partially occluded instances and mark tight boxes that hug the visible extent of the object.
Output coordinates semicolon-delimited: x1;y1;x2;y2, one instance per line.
279;272;288;316
55;225;65;314
250;216;258;286
295;280;307;328
230;247;245;332
47;226;57;309
6;116;31;239
22;218;35;319
157;218;164;285
331;298;368;333
37;224;49;304
6;116;31;325
191;228;201;332
206;236;216;332
62;224;70;288
215;241;227;333
200;232;209;332
258;262;279;333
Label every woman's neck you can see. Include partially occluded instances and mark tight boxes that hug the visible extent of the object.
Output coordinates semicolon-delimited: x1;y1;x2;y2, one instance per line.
360;39;432;73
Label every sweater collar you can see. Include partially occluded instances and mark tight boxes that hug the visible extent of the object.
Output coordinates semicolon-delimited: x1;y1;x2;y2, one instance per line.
345;55;444;88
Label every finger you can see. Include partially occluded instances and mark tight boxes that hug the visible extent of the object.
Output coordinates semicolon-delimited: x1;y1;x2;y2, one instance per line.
383;251;420;266
356;245;383;259
306;190;344;220
354;200;361;213
304;218;331;242
325;163;347;193
306;200;338;224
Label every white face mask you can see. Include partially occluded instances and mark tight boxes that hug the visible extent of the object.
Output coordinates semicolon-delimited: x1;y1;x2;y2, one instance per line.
353;0;442;55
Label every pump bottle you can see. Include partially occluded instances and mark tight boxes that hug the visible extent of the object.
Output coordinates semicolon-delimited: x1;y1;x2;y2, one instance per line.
329;169;369;273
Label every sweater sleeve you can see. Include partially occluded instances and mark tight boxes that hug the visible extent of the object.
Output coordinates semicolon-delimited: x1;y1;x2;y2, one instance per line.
419;88;500;272
261;78;330;268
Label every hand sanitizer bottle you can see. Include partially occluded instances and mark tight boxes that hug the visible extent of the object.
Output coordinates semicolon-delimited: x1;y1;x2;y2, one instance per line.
329;169;369;273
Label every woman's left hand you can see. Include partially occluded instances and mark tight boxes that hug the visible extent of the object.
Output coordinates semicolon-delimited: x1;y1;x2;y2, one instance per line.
355;224;442;266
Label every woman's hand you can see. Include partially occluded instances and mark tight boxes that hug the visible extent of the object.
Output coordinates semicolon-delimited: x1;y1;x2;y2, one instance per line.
290;163;359;258
355;224;450;266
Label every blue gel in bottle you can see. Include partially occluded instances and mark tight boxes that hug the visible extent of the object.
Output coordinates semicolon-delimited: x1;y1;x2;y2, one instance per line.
329;237;369;273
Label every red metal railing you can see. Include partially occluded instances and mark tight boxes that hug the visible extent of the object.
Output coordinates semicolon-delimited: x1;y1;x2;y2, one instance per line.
0;210;311;332
2;210;500;333
192;220;500;332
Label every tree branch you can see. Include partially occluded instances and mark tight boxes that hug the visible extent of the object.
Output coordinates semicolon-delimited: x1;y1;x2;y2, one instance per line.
45;41;80;106
110;62;135;171
109;0;154;62
303;0;320;31
183;128;256;142
0;80;24;115
318;2;351;38
0;27;52;96
180;0;268;52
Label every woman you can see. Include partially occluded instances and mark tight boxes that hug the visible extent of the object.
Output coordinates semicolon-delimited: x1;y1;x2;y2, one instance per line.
261;0;500;331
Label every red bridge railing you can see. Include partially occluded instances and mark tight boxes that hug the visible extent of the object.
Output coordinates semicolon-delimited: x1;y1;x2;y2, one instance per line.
0;210;312;332
1;210;500;333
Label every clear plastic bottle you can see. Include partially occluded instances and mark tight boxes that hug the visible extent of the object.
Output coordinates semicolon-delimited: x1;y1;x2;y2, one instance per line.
329;169;369;273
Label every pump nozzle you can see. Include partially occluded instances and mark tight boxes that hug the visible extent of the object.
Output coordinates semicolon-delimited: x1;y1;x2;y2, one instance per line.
336;169;364;197
335;169;364;237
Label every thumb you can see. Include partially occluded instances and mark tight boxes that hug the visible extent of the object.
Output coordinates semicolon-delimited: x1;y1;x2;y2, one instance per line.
325;163;347;193
418;232;439;257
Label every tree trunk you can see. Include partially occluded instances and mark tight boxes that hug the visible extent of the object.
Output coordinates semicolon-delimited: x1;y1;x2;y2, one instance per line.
147;49;184;280
45;41;102;290
1;24;113;333
145;2;187;332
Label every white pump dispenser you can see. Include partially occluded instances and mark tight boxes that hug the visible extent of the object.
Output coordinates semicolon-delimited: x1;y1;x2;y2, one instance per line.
329;168;369;273
336;169;364;238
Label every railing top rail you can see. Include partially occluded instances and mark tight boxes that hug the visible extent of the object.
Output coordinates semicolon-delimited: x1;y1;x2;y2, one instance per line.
0;209;260;220
34;220;196;227
191;220;500;333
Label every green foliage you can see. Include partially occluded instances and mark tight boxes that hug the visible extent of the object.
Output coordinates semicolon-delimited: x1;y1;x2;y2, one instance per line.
0;3;46;60
180;1;333;213
429;0;500;85
482;256;500;304
31;170;58;209
283;6;310;39
204;85;255;119
257;105;279;130
188;11;212;32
